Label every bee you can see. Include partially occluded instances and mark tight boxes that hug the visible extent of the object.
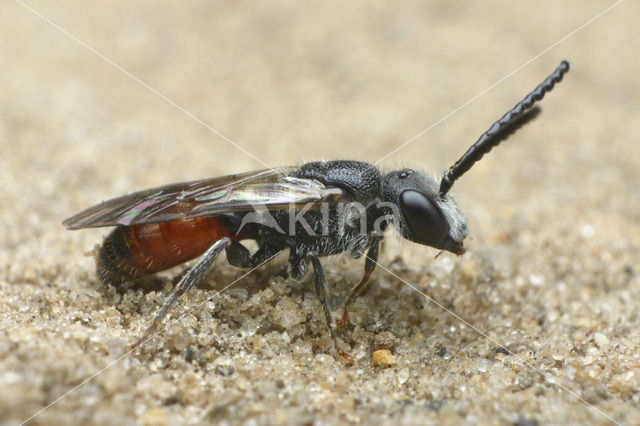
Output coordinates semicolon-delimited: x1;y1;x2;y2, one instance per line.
64;61;569;354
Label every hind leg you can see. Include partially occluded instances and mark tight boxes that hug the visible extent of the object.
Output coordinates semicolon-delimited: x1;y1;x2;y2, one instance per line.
226;240;282;268
132;237;231;351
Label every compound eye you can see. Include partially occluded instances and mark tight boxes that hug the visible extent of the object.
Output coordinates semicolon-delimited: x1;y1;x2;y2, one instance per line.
399;190;448;248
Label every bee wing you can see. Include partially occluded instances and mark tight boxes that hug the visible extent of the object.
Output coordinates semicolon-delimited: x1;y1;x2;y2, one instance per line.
63;167;344;229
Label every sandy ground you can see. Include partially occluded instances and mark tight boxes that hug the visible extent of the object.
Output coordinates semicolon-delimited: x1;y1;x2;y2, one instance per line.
2;1;639;425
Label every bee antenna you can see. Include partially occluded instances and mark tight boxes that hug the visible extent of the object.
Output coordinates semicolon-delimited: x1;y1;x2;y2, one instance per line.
439;60;570;196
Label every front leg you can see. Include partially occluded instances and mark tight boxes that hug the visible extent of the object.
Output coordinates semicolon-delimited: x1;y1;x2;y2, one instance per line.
340;232;382;327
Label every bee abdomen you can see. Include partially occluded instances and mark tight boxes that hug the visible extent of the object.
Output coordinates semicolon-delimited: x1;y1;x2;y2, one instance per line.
96;217;237;285
96;227;142;285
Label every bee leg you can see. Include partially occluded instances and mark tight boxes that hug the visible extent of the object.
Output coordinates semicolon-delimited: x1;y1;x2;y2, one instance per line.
306;253;333;337
227;241;283;268
226;240;253;267
339;233;382;328
131;237;232;353
307;253;352;362
288;251;308;280
251;243;283;265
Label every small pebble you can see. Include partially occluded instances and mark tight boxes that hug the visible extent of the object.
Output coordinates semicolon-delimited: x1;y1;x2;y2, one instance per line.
496;347;510;355
593;332;609;348
397;368;410;384
372;349;396;367
185;346;197;363
142;408;169;426
215;365;235;376
374;331;399;350
435;347;447;357
272;298;306;328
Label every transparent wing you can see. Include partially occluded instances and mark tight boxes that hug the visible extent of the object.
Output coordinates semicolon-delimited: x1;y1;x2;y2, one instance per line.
63;167;343;229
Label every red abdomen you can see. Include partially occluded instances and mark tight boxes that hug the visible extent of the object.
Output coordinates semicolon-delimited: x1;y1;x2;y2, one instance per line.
96;216;237;284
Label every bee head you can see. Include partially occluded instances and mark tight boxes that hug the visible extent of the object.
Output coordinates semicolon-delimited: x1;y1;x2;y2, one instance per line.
382;169;467;255
380;62;570;254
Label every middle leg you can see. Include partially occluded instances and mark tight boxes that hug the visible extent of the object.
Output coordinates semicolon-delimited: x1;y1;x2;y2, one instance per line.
306;253;352;361
340;233;382;327
306;252;335;340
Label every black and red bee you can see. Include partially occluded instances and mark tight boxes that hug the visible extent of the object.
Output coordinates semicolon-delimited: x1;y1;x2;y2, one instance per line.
64;61;569;353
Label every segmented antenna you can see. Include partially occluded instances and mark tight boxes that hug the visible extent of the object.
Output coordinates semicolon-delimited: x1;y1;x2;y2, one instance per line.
439;60;570;196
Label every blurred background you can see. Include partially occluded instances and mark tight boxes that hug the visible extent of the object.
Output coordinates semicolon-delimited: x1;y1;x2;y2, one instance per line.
2;1;638;259
1;0;639;424
2;1;638;249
